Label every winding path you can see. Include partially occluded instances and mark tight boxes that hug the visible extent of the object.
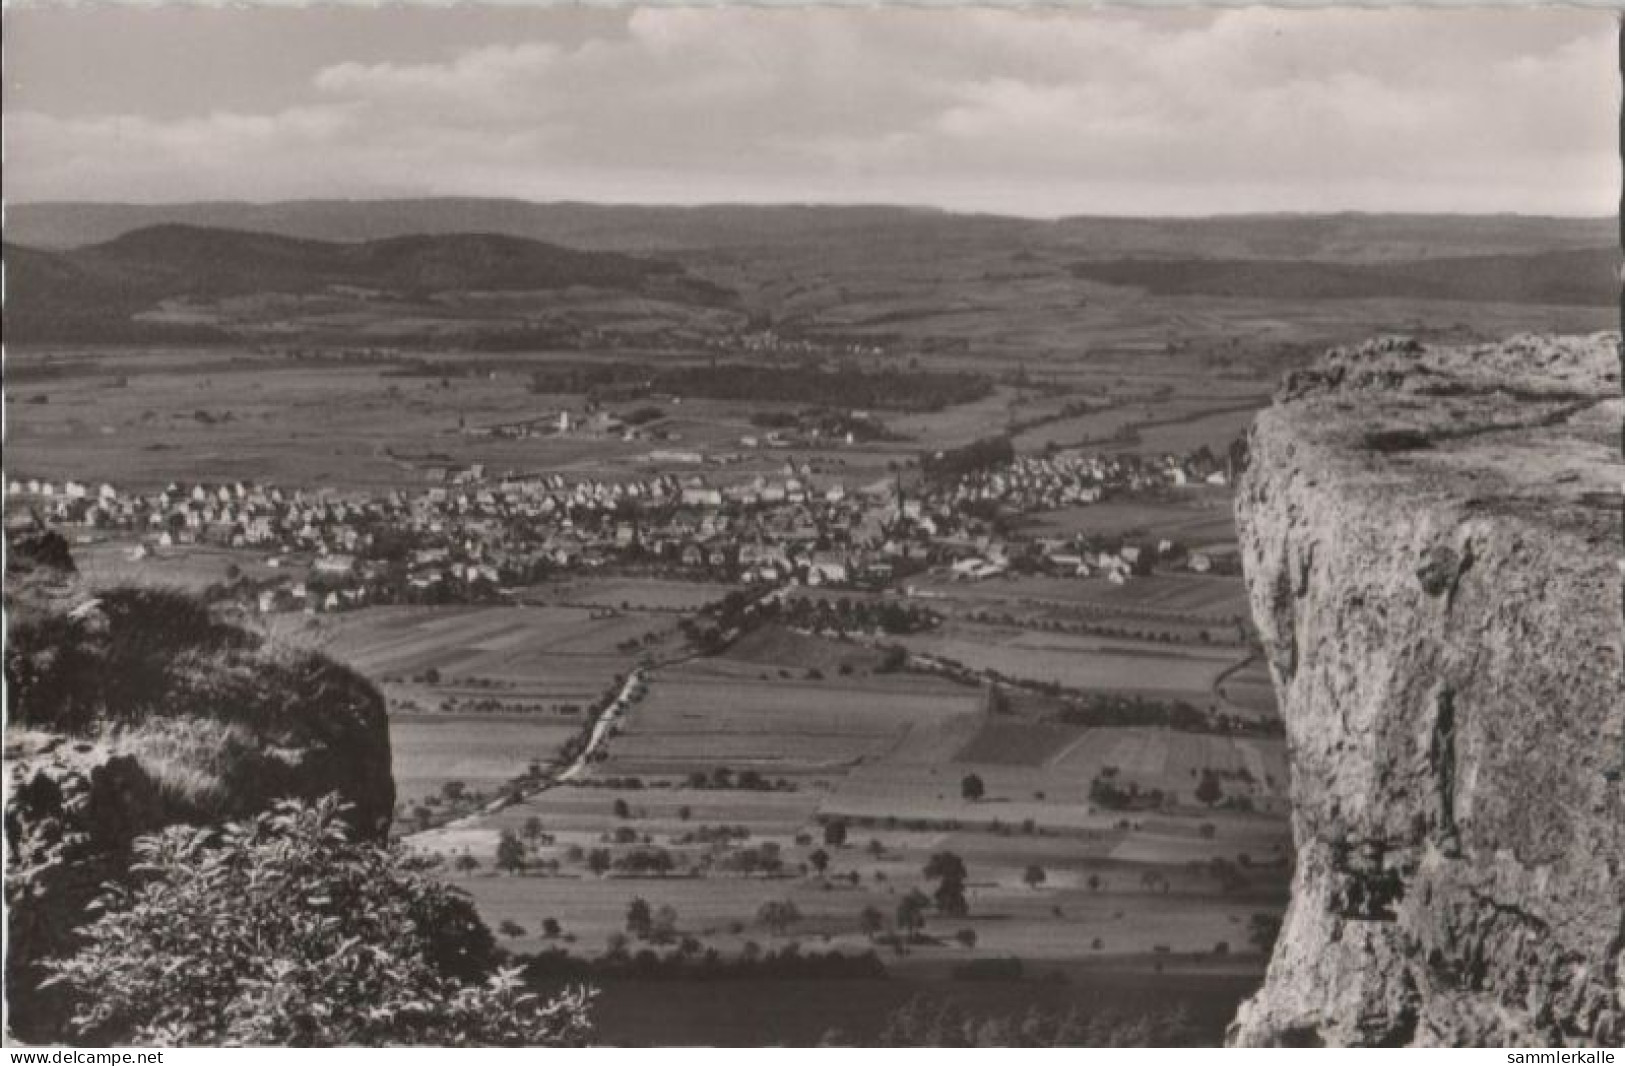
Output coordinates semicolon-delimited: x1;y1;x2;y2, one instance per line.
401;586;786;845
403;667;647;843
556;669;644;784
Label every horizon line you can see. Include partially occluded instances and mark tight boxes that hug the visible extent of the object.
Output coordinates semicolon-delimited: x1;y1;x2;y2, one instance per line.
4;196;1614;225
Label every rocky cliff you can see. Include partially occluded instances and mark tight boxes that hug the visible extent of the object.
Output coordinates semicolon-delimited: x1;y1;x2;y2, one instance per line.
4;575;394;1041
1229;334;1624;1046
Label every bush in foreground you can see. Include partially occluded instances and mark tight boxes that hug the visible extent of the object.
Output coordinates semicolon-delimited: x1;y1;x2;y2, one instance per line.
43;795;593;1046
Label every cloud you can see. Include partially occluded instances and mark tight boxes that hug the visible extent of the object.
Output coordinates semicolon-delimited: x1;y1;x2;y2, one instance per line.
4;6;1615;214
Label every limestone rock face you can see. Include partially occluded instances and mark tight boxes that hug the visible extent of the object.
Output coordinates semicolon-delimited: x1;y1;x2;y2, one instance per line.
1229;334;1624;1047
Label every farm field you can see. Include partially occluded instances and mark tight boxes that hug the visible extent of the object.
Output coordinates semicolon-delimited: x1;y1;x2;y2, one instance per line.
450;850;1285;961
706;624;887;674
829;746;1291;826
304;604;677;693
1215;658;1279;722
391;712;581;806
1010;400;1177;453
522;576;739;613
901;623;1242;700
4;350;755;490
1132;406;1263;457
914;573;1252;624
387;604;1290;1010
1016;491;1239;546
602;666;983;776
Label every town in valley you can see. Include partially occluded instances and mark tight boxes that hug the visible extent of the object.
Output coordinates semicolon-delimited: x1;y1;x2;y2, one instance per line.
6;199;1613;1044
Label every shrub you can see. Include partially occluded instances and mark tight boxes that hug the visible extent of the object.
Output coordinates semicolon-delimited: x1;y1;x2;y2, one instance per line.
42;795;593;1046
4;587;393;831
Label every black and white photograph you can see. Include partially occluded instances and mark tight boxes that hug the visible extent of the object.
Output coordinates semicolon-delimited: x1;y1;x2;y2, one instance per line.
2;0;1620;1050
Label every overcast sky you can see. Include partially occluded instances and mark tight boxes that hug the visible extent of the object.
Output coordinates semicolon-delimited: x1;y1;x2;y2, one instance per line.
2;4;1616;217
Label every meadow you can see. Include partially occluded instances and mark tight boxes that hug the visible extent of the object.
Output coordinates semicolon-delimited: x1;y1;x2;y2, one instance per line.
310;603;678;693
602;666;983;776
1017;492;1240;550
916;573;1252;625
903;623;1242;700
391;712;582;804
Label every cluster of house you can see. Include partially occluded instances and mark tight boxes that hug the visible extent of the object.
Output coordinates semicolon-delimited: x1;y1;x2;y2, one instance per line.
463;408;679;443
948;450;1228;512
1033;535;1221;583
8;441;1232;613
464;409;624;442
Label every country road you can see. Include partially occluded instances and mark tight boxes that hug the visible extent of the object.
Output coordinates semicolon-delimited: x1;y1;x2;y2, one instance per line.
403;587;780;846
556;668;644;784
403;667;646;844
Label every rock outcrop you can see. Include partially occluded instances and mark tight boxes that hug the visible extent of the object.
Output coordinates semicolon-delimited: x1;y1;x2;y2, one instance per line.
1229;334;1624;1046
4;579;394;1042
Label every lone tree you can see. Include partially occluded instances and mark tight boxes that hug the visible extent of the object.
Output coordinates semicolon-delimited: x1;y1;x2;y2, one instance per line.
960;773;986;802
860;905;886;941
823;819;848;846
925;851;970;917
757;899;802;936
896;890;930;937
612;798;632;819
1023;864;1048;890
40;796;592;1046
1195;770;1224;807
809;848;830;876
522;816;546;844
625;897;653;940
495;830;527;873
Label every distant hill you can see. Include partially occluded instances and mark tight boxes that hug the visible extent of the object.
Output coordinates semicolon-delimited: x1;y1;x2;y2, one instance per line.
1067;248;1618;307
1050;213;1616;264
4;200;974;255
3;223;732;342
6;199;1613;261
5;204;1612;347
